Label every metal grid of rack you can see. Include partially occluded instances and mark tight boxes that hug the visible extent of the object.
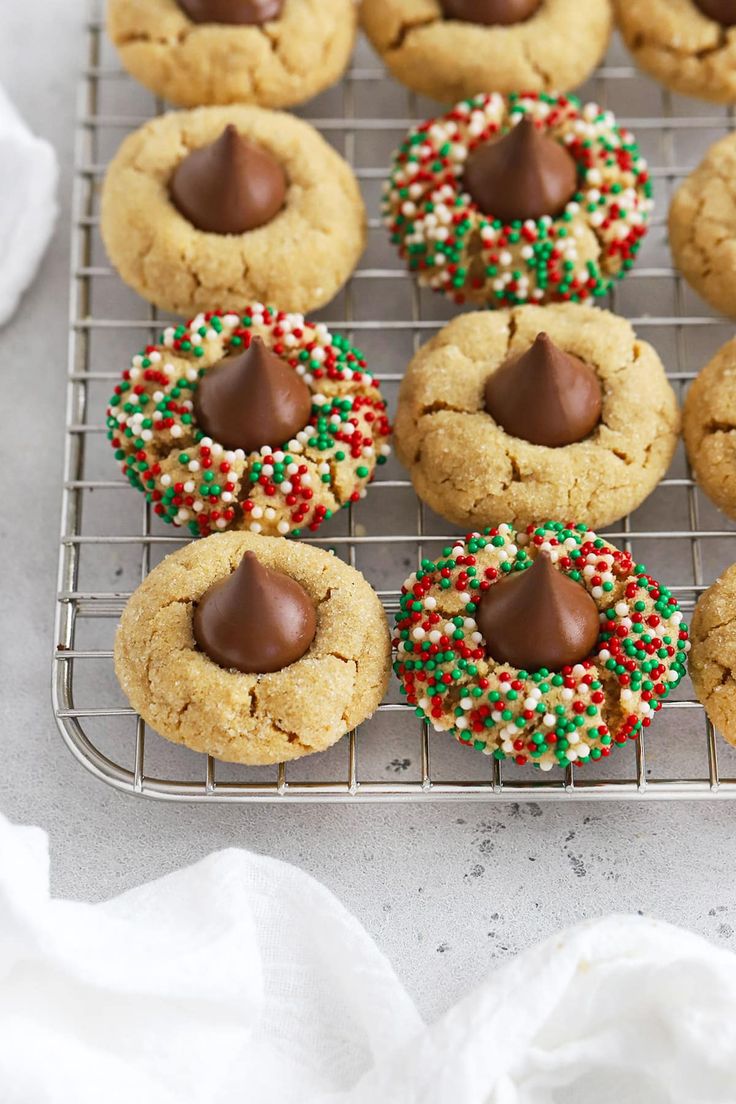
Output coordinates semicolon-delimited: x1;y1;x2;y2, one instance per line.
53;6;736;801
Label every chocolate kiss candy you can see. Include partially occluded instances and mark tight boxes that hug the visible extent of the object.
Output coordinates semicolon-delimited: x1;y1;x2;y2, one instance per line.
193;336;312;453
179;0;283;24
193;551;317;674
694;0;736;25
485;332;602;448
476;552;600;671
169;125;287;234
441;0;540;25
463;117;578;223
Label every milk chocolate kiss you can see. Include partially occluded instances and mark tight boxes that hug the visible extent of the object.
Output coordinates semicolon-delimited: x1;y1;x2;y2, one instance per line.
694;0;736;25
193;337;312;453
178;0;283;24
463;117;577;223
193;551;317;674
169;125;287;234
441;0;541;25
485;332;602;447
477;553;600;671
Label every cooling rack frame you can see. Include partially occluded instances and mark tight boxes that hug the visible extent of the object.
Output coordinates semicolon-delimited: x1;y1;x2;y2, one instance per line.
53;7;736;802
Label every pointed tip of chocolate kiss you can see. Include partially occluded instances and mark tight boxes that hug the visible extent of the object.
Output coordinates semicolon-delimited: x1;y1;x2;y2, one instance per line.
484;330;602;448
221;122;240;148
193;335;313;453
178;0;284;25
463;115;577;223
193;550;317;674
476;551;600;672
440;0;541;25
169;124;287;235
532;331;553;351
693;0;736;25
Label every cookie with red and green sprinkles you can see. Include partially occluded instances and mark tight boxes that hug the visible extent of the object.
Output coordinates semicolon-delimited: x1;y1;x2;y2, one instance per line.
383;91;653;308
106;307;391;539
393;522;689;771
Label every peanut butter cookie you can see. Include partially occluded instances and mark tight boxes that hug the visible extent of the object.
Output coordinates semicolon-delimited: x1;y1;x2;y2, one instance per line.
107;0;356;109
360;0;612;103
690;562;736;747
683;336;736;519
669;133;736;319
101;106;365;316
394;304;679;530
115;531;391;765
615;0;736;104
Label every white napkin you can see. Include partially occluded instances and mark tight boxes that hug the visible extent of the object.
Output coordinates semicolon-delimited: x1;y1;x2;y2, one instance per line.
0;86;58;327
2;812;736;1104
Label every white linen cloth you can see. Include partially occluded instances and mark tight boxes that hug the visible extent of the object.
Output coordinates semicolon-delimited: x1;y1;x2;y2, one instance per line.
1;811;736;1104
0;85;58;327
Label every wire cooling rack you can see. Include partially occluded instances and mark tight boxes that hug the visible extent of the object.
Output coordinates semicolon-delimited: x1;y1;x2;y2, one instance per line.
53;5;736;802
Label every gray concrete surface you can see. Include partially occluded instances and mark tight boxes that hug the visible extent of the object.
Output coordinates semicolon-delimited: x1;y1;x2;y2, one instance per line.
3;0;736;1023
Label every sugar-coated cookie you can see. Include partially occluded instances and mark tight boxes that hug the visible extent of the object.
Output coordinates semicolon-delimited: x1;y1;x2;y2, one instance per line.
669;133;736;319
360;0;611;103
101;106;365;316
107;0;356;109
394;304;679;530
683;336;736;518
615;0;736;104
690;563;736;747
115;532;391;765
